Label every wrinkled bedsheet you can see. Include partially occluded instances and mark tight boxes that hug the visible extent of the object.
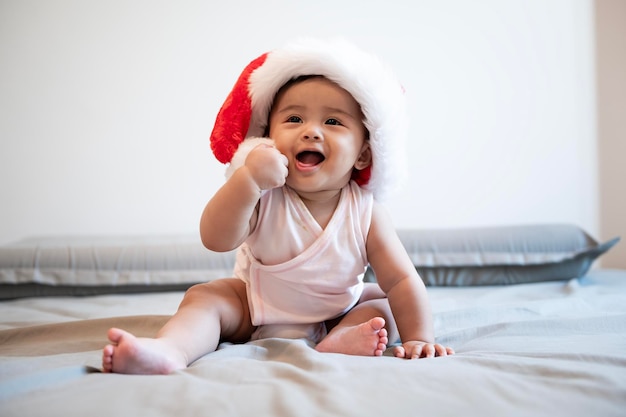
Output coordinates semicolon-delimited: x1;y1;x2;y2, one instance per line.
1;270;626;417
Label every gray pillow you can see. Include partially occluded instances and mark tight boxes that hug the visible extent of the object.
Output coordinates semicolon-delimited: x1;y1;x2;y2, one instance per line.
0;236;236;299
365;224;619;286
0;224;619;299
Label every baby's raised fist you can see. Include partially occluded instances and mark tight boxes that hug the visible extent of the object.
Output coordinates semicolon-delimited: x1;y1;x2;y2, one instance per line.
245;144;288;190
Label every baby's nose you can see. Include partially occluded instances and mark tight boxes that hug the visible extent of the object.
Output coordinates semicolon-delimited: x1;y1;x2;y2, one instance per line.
303;126;322;140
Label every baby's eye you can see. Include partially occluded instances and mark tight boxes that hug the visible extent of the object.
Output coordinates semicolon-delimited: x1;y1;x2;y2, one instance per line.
287;115;302;123
325;118;342;126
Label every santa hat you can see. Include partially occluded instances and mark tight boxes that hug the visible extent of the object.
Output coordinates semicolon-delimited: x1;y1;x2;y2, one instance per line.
209;38;407;200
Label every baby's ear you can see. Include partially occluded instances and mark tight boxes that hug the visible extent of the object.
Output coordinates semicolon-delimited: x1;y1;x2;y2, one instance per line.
225;137;275;179
354;143;372;170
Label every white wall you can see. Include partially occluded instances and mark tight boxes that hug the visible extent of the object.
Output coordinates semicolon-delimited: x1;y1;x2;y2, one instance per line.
0;0;600;244
596;0;626;268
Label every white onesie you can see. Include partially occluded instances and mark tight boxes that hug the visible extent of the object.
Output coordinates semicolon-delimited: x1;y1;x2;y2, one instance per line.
234;181;373;342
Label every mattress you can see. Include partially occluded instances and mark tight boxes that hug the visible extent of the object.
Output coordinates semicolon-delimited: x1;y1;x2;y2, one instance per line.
1;228;625;416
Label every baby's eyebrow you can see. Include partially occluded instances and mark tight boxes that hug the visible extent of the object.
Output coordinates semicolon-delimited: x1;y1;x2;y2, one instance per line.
323;106;353;116
274;104;305;114
276;104;356;118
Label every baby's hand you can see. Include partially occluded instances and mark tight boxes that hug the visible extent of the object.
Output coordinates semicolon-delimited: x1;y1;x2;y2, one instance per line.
244;144;288;190
393;341;454;359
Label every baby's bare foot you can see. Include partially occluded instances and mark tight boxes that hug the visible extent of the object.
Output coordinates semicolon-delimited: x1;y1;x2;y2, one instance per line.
102;328;186;375
315;317;388;356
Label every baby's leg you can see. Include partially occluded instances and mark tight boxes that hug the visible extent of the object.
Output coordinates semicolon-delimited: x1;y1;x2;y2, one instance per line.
102;278;254;374
316;285;397;357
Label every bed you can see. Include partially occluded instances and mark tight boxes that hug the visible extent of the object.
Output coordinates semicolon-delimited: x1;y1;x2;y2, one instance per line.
1;224;624;417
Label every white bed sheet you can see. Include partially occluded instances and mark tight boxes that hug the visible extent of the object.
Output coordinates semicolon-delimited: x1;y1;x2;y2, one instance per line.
1;269;625;417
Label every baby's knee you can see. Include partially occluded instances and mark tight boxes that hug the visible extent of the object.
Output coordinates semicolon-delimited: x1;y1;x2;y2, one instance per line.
180;281;223;308
183;279;246;308
182;282;212;300
359;283;387;302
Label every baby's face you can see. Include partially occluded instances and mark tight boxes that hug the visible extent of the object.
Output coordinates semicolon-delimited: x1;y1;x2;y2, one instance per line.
268;77;370;197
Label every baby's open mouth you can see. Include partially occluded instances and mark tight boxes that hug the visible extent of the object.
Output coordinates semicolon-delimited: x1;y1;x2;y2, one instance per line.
296;151;325;167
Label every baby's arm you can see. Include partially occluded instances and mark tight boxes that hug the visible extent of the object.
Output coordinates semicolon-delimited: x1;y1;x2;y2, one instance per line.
200;144;288;252
366;203;454;359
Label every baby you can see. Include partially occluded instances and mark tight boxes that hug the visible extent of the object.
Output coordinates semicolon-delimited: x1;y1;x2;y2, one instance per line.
102;39;454;374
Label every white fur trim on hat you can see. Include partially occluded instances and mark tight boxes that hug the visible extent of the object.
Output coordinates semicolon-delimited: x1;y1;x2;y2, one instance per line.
210;38;407;200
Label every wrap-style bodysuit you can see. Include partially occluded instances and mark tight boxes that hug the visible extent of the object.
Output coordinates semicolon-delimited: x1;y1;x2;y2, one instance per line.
234;181;373;342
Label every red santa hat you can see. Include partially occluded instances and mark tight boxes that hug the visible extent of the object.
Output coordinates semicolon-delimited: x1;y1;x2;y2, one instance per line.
209;38;407;200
